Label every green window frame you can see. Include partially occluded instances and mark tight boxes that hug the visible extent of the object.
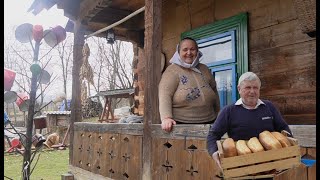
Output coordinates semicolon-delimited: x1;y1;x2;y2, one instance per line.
181;12;248;105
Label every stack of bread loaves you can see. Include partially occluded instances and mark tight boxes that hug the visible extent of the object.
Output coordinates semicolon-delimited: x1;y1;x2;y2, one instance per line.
222;130;291;157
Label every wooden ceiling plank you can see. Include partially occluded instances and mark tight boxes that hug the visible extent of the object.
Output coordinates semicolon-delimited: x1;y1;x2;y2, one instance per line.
79;0;112;22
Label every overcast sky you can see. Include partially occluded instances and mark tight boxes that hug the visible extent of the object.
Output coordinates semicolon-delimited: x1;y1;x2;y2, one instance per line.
4;0;69;35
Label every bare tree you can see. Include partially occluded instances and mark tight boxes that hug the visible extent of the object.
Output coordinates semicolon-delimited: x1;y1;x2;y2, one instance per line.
55;34;73;110
89;38;133;91
4;28;60;180
85;38;134;115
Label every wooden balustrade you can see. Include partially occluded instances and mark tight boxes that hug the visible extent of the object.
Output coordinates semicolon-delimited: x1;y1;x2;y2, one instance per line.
70;123;316;180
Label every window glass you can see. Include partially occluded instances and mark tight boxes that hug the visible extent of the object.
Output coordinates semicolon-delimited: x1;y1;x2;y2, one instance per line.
199;35;232;64
213;68;235;108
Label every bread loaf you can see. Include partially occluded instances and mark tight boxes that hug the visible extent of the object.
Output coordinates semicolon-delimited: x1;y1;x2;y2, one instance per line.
247;137;265;153
236;140;252;155
222;138;237;157
271;131;291;147
259;131;282;150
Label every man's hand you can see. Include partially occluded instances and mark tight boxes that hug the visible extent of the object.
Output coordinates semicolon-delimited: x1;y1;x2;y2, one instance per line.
161;118;176;132
212;151;222;170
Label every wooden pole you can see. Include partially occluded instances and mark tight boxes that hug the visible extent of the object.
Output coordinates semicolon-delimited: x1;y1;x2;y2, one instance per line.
143;0;162;179
69;20;85;165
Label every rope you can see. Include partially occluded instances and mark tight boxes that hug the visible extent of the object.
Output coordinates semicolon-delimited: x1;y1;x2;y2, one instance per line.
85;6;145;39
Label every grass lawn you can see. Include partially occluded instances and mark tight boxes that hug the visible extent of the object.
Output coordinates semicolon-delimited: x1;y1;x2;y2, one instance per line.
4;149;69;180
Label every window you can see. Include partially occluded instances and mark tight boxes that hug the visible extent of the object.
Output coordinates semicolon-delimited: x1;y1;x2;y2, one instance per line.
181;12;248;108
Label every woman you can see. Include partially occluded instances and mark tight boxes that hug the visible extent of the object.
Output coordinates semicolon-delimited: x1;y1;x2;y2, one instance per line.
159;37;220;132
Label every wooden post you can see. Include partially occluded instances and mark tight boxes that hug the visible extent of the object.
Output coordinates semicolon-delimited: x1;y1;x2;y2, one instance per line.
69;20;85;165
61;173;74;180
143;0;162;179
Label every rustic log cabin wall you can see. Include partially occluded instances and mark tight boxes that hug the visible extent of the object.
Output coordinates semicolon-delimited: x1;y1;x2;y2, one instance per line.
28;0;315;179
132;46;145;116
160;0;316;125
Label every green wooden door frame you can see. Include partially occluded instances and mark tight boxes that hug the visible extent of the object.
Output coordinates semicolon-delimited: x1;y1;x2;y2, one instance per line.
181;12;249;82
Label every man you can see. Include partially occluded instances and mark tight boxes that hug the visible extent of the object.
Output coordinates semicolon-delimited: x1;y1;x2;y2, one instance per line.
206;72;292;169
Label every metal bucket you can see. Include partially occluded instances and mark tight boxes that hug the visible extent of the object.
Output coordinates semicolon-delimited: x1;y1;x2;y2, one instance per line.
16;92;30;112
4;68;16;91
4;91;18;103
43;26;66;47
15;23;33;43
52;25;66;43
38;69;51;84
32;134;46;147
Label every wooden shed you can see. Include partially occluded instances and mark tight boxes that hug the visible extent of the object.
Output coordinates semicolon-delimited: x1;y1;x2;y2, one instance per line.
44;111;71;144
29;0;316;179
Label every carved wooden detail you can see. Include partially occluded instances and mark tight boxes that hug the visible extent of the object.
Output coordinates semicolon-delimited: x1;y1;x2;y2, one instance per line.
72;130;142;179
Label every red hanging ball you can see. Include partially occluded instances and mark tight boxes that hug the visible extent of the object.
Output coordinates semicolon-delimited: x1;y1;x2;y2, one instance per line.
32;25;44;42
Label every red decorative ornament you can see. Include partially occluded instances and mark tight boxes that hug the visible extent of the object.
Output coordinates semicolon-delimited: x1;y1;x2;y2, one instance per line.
4;68;16;91
32;25;44;42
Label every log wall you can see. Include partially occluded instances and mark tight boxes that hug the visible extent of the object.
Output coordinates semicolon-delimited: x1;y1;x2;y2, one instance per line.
160;0;316;125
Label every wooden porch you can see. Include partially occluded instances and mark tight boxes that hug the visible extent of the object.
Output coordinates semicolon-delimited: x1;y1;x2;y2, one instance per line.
68;123;316;180
28;0;316;179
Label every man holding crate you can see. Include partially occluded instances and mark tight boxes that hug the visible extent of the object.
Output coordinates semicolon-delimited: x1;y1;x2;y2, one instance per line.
207;72;292;171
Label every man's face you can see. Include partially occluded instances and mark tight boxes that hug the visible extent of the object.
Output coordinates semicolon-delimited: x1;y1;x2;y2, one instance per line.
179;39;198;64
238;79;260;108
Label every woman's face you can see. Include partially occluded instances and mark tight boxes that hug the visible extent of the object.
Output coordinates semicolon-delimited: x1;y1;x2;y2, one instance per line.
179;39;198;64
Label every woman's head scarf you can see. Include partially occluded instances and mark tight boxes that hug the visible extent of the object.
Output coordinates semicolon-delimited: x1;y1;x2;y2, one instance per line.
169;44;203;73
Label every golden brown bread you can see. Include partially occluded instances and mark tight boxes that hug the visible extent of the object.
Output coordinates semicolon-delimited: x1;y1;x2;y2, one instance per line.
259;131;282;150
222;138;238;157
247;137;265;153
236;140;252;155
271;131;291;147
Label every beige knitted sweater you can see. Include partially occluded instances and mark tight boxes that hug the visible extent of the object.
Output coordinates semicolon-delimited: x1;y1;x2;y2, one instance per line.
159;63;220;123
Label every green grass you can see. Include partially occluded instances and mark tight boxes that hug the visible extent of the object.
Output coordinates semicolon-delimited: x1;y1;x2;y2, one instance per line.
4;149;69;180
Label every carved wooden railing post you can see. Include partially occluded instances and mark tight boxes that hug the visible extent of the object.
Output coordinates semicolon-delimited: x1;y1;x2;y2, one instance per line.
70;19;85;165
143;0;162;179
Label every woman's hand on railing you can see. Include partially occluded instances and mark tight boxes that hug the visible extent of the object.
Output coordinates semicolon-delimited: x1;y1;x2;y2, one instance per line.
161;117;176;132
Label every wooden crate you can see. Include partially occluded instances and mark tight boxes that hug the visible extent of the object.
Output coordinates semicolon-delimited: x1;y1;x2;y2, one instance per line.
217;137;301;179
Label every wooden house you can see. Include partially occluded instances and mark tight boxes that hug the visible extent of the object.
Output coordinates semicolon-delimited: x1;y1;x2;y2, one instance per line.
29;0;316;179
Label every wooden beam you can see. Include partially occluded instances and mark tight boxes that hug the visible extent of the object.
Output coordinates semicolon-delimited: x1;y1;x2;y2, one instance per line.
143;0;162;179
60;0;81;21
79;0;112;23
89;13;145;30
74;122;144;135
69;20;85;165
69;165;113;180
